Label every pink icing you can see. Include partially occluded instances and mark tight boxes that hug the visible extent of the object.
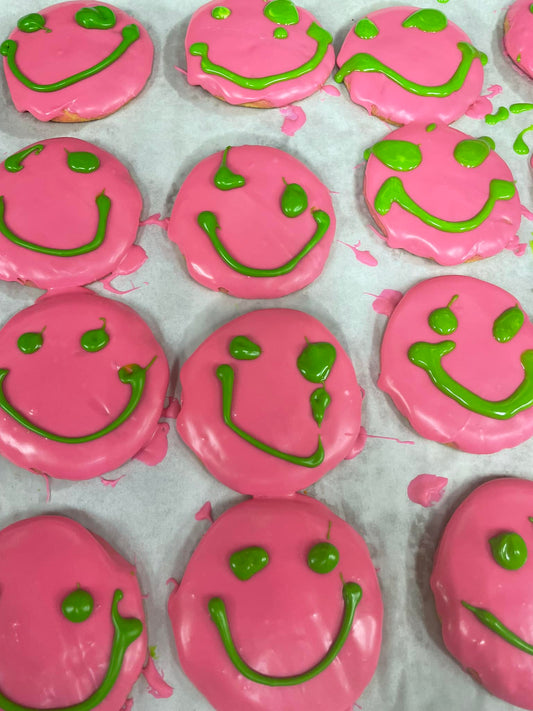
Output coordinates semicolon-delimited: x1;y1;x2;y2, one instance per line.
504;0;533;79
168;495;382;711
195;501;214;523
133;422;170;466
407;473;447;507
139;214;170;230
431;478;533;708
0;515;146;709
177;308;363;496
167;145;336;299
162;396;180;419
280;105;307;135
336;6;484;125
100;474;126;488
366;434;415;445
465;84;502;119
338;240;378;267
320;84;341;97
521;204;533;221
121;700;133;711
2;1;154;121
379;275;533;454
38;471;52;502
0;137;143;290
364;123;521;264
0;288;169;479
142;658;174;698
367;289;403;316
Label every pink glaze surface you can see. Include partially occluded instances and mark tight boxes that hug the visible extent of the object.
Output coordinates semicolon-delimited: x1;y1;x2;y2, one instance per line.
176;309;363;495
185;0;334;107
504;0;533;79
2;1;154;122
407;473;447;507
0;137;143;289
364;123;521;264
336;6;484;125
168;495;382;711
0;288;169;480
167;145;335;299
431;478;533;708
0;515;146;709
379;275;533;454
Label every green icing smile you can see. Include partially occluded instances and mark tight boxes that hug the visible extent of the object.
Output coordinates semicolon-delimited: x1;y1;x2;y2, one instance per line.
462;601;533;656
189;22;332;89
208;582;362;686
0;192;111;256
0;589;143;711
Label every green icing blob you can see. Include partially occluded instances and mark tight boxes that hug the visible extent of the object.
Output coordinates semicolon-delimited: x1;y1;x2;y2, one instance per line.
463;601;533;655
81;318;110;352
453;138;490;168
229;547;269;580
428;295;458;335
510;103;533;114
274;27;288;39
489;531;527;570
75;5;117;29
214;147;246;190
354;18;379;39
479;135;496;150
402;8;448;32
62;588;94;622
310;386;331;426
264;0;299;26
485;107;509;125
17;329;44;354
211;6;231;19
308;542;339;573
493;306;524;343
513;125;533;155
67;150;100;173
297;342;336;383
229;336;261;360
367;140;422;171
17;13;50;33
426;123;436;132
281;182;308;217
4;144;44;173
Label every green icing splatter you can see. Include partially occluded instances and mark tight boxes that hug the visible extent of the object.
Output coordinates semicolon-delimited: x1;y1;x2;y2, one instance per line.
428;296;458;335
453;138;490;168
274;27;288;38
229;336;261;360
17;13;50;33
211;6;231;19
281;182;308;217
67;150;100;173
478;135;495;150
81;318;109;352
510;103;533;114
485;107;510;125
230;547;269;580
366;140;422;171
17;329;44;354
354;18;379;39
75;5;116;29
513;125;533;155
426;123;436;132
490;532;527;570
264;0;299;26
402;8;448;32
297;342;336;383
493;306;524;343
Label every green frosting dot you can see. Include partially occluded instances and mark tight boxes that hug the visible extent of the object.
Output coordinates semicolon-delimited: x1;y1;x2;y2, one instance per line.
426;123;436;132
297;341;336;383
214;147;246;191
367;140;422;172
62;588;94;622
354;18;379;39
402;8;448;32
308;542;339;574
212;6;231;19
453;138;490;168
75;5;117;29
310;386;331;426
17;329;44;354
490;532;527;570
274;27;288;39
67;151;100;173
17;13;49;33
428;295;458;335
230;547;269;581
281;182;308;217
229;335;261;360
81;318;109;352
264;0;299;26
493;305;524;343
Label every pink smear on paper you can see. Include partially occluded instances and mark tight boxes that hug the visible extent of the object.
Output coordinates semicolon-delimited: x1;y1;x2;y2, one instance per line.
100;474;126;488
37;472;51;503
195;501;214;523
134;422;170;466
174;66;187;76
166;577;179;591
366;434;415;445
465;84;503;119
345;426;367;459
408;474;448;507
280;105;307;136
320;84;341;97
365;289;403;316
162;396;180;419
338;240;378;267
120;699;133;711
142;658;173;699
506;233;528;257
521;204;533;221
140;214;170;231
101;245;148;294
354;162;365;171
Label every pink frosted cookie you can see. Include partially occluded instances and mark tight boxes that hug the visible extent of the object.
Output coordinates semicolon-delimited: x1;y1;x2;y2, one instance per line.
363;124;520;264
431;478;533;709
0;514;146;710
0;288;169;480
177;308;363;496
504;0;533;79
169;494;382;711
167;145;335;299
1;1;154;122
0;137;144;290
335;7;486;125
184;0;334;108
379;275;533;454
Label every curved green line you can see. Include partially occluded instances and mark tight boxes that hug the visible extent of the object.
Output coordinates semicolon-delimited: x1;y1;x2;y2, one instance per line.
0;358;155;443
374;176;515;233
208;582;362;686
189;22;332;90
463;601;533;655
0;589;143;711
335;41;487;97
0;25;140;92
0;192;111;256
216;363;324;467
198;209;330;277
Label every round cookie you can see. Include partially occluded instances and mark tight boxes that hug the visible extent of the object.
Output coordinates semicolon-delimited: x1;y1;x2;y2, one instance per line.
167;145;335;299
0;288;169;480
177;308;363;496
0;137;143;289
1;1;154;122
169;494;382;711
184;0;334;107
504;0;533;80
335;7;486;125
0;515;146;710
379;275;533;454
363;124;521;264
431;478;533;709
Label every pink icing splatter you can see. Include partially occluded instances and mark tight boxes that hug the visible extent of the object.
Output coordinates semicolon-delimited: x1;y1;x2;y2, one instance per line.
345;427;367;459
408;474;448;507
162;396;180;419
100;474;126;488
521;204;533;221
338;241;378;267
134;422;170;466
142;657;174;699
37;472;51;503
100;245;148;294
320;84;341;97
280;106;307;136
140;214;170;230
166;577;179;591
365;289;403;316
465;84;503;119
195;501;214;523
506;233;528;256
366;434;415;445
174;66;188;76
121;699;134;711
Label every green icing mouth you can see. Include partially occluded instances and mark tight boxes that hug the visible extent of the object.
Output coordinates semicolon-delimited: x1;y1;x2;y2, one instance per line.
463;601;533;655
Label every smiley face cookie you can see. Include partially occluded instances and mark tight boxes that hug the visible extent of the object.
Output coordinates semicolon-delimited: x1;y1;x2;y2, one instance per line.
177;309;363;496
167;145;335;299
504;0;533;80
1;2;154;122
0;137;143;290
169;494;382;711
184;0;334;107
379;276;533;454
0;515;146;711
335;7;486;125
364;124;521;264
0;288;169;480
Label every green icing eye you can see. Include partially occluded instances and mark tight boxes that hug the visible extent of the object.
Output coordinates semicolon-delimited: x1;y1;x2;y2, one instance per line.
310;387;331;426
62;588;94;622
281;182;308;217
264;0;299;26
479;135;496;150
214;147;246;190
354;18;379;39
229;336;261;360
75;6;117;29
274;27;288;39
67;151;100;173
297;342;336;383
17;329;45;354
493;305;524;343
365;140;422;172
211;6;231;19
230;546;269;580
17;13;50;33
308;542;339;574
453;139;490;168
490;532;527;570
402;9;447;32
81;318;109;352
428;295;458;335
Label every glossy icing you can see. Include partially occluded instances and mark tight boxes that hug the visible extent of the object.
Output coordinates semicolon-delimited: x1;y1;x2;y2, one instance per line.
169;495;382;710
177;309;362;496
185;0;335;107
431;478;533;708
407;473;447;507
379;276;533;453
2;1;153;122
336;6;485;125
0;515;146;710
168;146;335;299
0;288;169;479
364;123;521;264
504;0;533;80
